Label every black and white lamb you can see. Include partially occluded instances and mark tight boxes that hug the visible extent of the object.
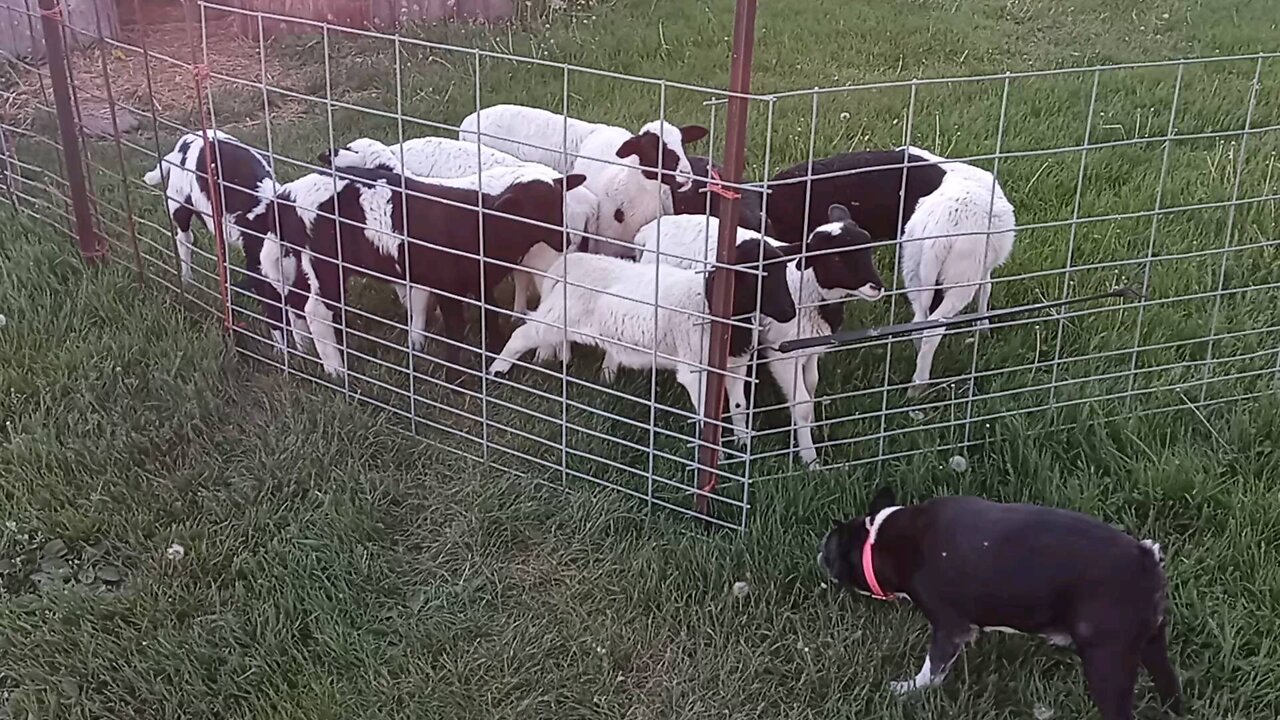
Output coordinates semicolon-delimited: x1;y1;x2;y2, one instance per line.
143;130;275;287
636;207;884;466
458;104;707;257
766;146;1016;394
323;136;599;317
258;166;587;379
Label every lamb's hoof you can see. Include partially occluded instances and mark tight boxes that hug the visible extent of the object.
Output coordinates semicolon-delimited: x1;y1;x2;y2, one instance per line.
488;360;512;377
907;383;928;399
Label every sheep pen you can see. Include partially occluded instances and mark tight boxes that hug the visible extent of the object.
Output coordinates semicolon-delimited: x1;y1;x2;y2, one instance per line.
1;0;1276;533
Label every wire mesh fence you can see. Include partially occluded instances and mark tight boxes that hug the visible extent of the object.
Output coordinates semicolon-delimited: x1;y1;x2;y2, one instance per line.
2;0;1276;530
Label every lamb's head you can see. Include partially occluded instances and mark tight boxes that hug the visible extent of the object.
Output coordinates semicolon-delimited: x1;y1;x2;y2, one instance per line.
491;173;589;254
318;138;400;173
719;237;797;326
788;204;884;302
615;120;708;193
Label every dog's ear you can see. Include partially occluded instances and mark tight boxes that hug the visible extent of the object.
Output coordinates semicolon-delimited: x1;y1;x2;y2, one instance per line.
866;486;897;516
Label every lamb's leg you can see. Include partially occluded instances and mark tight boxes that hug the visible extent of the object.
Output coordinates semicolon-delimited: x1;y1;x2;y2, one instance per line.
767;355;819;468
171;202;196;285
512;271;531;316
803;353;820;399
289;309;312;352
910;284;980;397
674;367;707;435
725;364;751;443
600;350;621;384
975;271;994;331
305;294;344;379
434;296;468;383
489;321;547;376
407;286;432;352
257;282;287;356
301;255;345;378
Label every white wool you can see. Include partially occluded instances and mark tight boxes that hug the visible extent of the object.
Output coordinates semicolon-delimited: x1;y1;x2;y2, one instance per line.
636;214;864;467
356;179;399;258
458;104;605;174
460;105;699;253
489;252;754;439
281;174;350;234
896;145;1016;392
332;136;524;177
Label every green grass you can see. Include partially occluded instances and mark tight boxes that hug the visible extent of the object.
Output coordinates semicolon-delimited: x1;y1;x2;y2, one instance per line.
3;0;1280;717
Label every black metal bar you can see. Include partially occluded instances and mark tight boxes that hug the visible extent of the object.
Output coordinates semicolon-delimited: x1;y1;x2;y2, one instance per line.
777;287;1144;354
38;0;104;263
694;0;757;519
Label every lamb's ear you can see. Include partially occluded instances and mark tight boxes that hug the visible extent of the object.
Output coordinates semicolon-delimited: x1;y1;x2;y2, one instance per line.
556;173;588;193
616;134;645;159
866;486;897;516
680;125;710;144
828;203;852;223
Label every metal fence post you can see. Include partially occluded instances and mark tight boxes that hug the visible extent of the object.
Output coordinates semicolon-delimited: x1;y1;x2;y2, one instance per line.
695;0;757;519
38;0;104;263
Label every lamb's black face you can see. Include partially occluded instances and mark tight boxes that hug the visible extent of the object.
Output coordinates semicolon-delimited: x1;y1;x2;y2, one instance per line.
617;132;686;192
797;208;885;301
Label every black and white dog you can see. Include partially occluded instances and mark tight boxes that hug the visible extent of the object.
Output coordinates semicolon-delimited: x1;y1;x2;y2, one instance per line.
818;487;1182;720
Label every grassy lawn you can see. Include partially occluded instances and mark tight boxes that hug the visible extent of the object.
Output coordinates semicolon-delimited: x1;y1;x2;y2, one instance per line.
3;0;1280;717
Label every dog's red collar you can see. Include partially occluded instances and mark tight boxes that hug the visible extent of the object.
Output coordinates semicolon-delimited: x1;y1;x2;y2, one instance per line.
862;506;902;601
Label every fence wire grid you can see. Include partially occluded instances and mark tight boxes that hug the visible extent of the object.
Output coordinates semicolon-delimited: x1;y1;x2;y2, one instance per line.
2;1;1277;530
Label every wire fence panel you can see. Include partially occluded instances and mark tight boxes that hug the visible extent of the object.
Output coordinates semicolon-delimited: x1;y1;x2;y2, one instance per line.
2;0;1276;530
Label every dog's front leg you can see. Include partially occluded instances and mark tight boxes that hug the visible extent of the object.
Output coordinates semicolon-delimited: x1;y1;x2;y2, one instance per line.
890;624;973;695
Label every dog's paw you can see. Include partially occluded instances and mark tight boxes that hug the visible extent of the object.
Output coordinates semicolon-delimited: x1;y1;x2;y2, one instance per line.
888;680;918;696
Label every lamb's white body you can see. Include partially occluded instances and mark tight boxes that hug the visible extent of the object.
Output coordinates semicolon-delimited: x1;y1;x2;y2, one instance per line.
897;145;1016;394
488;252;754;440
457;105;606;174
329;138;599;323
637;215;859;466
143;129;274;284
459;104;697;256
328;136;525;178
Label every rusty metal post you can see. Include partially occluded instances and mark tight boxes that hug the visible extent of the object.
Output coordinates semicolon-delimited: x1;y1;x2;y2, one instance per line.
695;0;757;518
185;0;234;335
38;0;105;263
